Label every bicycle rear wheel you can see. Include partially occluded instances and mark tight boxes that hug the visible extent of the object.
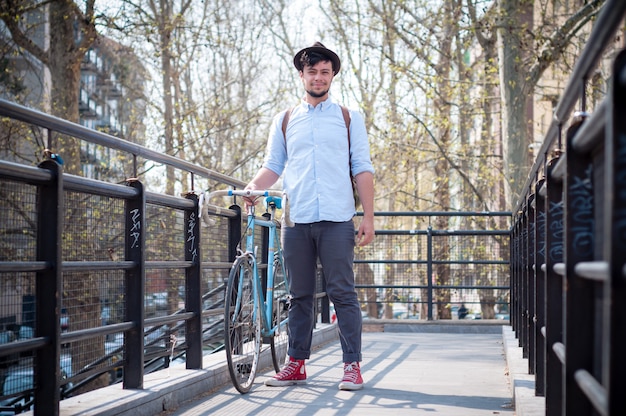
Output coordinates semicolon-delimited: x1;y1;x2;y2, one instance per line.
270;250;290;372
224;256;261;394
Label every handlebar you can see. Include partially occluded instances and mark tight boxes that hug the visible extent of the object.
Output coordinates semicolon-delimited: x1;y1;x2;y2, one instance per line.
200;189;294;228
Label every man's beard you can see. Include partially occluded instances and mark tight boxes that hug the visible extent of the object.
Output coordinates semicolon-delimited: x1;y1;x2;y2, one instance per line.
307;88;328;98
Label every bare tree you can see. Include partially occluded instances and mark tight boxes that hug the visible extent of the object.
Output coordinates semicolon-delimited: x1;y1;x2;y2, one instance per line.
496;0;606;202
0;0;98;174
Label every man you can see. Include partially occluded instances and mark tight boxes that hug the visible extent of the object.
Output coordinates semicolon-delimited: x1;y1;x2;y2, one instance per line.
458;304;468;320
245;42;375;391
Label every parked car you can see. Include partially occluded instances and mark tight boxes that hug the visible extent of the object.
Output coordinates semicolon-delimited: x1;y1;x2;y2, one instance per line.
152;292;168;310
0;353;73;414
144;295;156;316
466;312;482;320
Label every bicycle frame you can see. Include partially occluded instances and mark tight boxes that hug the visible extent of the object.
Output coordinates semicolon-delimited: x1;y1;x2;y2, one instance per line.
204;189;289;336
242;199;286;338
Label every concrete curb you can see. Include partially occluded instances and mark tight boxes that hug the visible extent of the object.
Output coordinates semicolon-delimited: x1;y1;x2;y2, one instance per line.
363;318;507;334
502;326;545;416
40;324;338;416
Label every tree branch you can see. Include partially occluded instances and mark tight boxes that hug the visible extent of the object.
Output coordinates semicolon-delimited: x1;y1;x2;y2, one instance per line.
0;0;48;64
524;0;604;95
404;106;492;212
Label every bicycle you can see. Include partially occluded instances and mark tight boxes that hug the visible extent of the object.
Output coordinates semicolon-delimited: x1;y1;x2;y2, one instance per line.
201;189;292;393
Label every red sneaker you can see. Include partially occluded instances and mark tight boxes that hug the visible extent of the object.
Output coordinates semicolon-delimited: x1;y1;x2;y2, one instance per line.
338;361;363;391
265;358;307;386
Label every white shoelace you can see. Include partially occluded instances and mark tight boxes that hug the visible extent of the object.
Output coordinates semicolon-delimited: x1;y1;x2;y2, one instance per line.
278;360;301;378
342;362;360;382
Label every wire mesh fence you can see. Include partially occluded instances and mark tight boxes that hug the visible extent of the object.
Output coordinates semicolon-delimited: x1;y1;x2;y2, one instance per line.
355;216;510;321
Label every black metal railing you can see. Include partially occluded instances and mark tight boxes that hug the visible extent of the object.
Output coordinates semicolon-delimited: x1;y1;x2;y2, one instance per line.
510;1;626;415
355;212;510;321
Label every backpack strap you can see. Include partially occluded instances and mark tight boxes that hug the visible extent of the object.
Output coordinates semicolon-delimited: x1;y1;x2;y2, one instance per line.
281;107;294;141
340;105;351;146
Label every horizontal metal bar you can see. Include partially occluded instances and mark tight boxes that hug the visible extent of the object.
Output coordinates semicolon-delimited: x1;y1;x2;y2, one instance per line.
0;98;246;188
0;261;49;273
553;263;566;276
0;336;48;357
575;261;609;282
574;369;608;416
355;259;428;265
436;285;510;290
360;211;512;217
396;259;505;265
432;230;510;236
202;262;234;270
202;308;225;318
355;285;510;290
356;259;509;266
145;261;193;270
146;191;194;210
0;159;52;184
64;173;138;198
1;260;203;273
63;261;135;271
60;322;135;344
374;229;509;236
204;204;238;218
96;322;137;336
145;312;195;327
553;342;566;364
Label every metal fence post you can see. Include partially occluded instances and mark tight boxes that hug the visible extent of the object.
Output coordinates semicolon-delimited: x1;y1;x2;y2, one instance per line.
124;179;146;389
563;118;594;416
545;156;564;415
521;204;529;357
228;205;242;263
526;193;536;372
510;216;519;334
534;179;546;396
605;49;626;415
426;226;433;320
34;159;63;415
184;192;202;369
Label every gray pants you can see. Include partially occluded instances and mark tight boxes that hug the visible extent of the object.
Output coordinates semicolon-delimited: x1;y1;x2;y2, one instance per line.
282;220;362;363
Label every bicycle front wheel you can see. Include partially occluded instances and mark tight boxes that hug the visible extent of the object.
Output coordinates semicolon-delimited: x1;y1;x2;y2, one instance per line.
224;256;261;394
270;250;290;372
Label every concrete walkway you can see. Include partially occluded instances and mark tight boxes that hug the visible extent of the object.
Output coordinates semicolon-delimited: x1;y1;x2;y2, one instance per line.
163;326;516;415
46;322;546;416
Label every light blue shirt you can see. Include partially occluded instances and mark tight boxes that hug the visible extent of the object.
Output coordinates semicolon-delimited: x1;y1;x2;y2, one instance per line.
262;97;374;223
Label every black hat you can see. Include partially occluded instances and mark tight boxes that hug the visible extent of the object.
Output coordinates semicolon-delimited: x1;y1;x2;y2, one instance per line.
293;42;341;74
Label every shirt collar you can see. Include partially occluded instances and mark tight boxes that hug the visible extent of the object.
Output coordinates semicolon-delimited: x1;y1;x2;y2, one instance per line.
301;96;335;111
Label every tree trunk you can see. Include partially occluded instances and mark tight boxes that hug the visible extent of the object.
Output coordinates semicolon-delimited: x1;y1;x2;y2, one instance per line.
497;0;534;204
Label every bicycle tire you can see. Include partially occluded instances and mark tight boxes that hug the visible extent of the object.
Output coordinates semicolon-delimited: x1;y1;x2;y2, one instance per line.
270;249;290;372
224;256;261;394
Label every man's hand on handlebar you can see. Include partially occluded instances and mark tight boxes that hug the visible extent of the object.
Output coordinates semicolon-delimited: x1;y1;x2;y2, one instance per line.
243;183;259;207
